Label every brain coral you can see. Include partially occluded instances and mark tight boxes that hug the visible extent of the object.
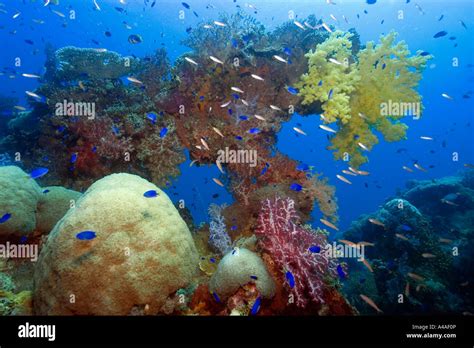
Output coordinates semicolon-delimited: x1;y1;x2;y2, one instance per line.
0;166;42;238
35;186;82;235
297;31;431;167
33;173;199;315
209;248;276;300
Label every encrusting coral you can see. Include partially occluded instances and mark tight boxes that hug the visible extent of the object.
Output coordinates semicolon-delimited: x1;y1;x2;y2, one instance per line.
297;31;431;167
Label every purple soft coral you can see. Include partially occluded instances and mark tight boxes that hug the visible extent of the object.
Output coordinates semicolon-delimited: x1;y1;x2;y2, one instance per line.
255;197;337;308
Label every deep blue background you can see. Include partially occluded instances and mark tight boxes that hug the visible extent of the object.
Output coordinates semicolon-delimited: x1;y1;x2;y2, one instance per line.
0;0;472;231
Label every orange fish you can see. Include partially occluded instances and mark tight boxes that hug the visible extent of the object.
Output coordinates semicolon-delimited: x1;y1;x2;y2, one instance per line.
395;233;409;241
358;241;375;247
362;259;373;273
216;160;224;174
369;218;385;228
407;272;425;282
320;218;339;231
338;239;357;247
213;178;224;187
360;294;383;313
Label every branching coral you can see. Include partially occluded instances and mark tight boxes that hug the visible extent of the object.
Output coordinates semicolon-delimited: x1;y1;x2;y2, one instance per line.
255;197;337;308
297;31;431;167
208;203;232;255
135;122;185;186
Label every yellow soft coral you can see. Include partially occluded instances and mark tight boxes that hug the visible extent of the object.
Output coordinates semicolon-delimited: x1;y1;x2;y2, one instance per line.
298;31;359;125
297;31;431;167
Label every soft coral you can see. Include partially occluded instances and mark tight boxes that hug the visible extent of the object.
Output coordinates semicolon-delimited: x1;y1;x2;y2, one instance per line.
255;196;337;308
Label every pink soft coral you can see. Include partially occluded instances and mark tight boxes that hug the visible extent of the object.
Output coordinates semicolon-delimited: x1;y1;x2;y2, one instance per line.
255;197;337;308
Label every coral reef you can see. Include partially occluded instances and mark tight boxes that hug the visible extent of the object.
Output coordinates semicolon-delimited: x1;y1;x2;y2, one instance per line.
51;46;141;81
341;170;474;314
0;166;42;238
0;153;12;166
35;186;82;235
33;173;199;315
208;203;232;255
297;31;431;167
255;197;338;308
209;247;276;301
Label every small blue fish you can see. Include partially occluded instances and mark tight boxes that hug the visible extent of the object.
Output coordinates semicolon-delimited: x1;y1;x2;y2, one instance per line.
328;89;333;99
239;115;248;121
112;125;120;135
231;38;238;48
70;153;78;164
337;265;346;280
19;236;27;244
382;63;386;70
367;0;376;4
76;231;96;240
318;80;323;86
283;47;292;56
210;258;216;263
420;51;430;56
212;292;221;303
231;93;240;99
400;224;412;232
290;183;303;192
0;213;11;224
285;271;295;289
250;275;258;280
235;135;243;141
260;165;268;176
231;225;237;231
30;167;49;179
92;146;97;153
287;86;299;95
248;128;261;134
433;31;447;38
160;127;168;138
309;245;321;253
42;189;50;194
296;163;309;171
144;190;158;198
228;109;233;115
146;112;157;124
250;297;261;315
181;2;190;9
199;96;205;101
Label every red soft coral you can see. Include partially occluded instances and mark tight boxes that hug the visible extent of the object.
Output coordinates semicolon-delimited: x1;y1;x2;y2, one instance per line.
255;197;337;308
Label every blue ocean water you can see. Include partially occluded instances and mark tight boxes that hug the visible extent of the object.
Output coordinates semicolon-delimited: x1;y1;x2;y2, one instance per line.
0;0;472;231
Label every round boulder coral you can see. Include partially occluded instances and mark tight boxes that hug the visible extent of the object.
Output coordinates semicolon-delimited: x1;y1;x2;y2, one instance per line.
35;186;82;235
33;173;199;315
0;166;42;238
209;248;275;300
